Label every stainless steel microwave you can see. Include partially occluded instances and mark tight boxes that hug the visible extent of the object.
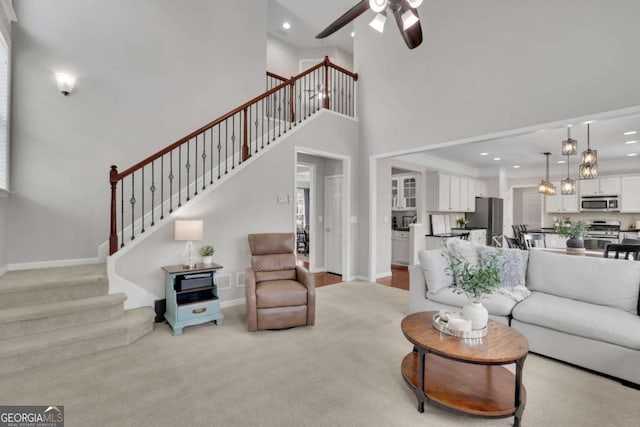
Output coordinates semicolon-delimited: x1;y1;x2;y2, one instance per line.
580;196;619;212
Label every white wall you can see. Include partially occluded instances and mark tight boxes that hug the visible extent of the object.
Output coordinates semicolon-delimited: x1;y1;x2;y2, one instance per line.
0;195;7;270
7;0;267;264
114;111;359;302
267;35;354;77
357;0;640;277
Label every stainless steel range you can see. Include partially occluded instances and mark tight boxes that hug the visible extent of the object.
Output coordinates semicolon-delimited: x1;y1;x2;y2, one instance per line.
584;220;621;251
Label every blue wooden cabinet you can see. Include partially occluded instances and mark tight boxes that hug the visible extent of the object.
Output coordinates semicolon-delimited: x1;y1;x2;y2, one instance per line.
163;263;224;336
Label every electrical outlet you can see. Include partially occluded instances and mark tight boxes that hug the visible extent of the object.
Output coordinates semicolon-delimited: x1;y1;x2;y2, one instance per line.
277;195;287;203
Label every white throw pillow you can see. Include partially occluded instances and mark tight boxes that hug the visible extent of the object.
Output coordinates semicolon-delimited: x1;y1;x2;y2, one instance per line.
446;238;480;267
478;246;528;288
418;249;453;293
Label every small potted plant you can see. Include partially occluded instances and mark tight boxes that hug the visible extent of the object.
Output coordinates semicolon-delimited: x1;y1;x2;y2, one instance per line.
199;245;215;264
447;252;502;330
456;217;469;229
554;220;589;249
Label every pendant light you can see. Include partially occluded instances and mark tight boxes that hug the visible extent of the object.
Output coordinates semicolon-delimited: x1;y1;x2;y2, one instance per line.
579;123;598;179
560;154;576;195
562;126;577;155
538;152;556;195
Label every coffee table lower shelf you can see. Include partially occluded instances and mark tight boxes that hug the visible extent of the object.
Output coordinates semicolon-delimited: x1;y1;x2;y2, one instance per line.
401;352;526;418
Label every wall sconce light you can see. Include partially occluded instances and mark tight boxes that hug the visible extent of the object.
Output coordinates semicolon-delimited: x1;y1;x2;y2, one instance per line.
174;219;204;269
55;72;76;96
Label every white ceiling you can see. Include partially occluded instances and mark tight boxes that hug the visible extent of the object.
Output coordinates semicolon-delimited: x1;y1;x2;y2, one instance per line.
267;0;357;54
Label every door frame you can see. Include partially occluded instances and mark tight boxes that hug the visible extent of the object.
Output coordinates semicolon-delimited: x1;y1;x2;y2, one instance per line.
324;174;344;275
294;147;351;281
296;161;316;271
508;185;545;236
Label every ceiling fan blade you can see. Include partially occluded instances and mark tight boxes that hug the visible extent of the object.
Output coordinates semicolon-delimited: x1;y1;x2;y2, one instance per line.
393;5;423;49
316;0;369;39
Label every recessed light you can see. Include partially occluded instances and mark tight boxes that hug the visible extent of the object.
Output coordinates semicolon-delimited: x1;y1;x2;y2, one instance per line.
625;140;638;145
624;131;637;136
566;124;573;128
493;157;501;161
557;160;566;164
627;153;638;157
582;120;595;125
480;152;488;156
282;22;291;30
351;31;355;37
513;165;520;169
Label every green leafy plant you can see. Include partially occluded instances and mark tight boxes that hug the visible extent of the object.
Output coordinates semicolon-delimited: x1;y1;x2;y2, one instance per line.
447;253;502;303
554;220;589;239
199;245;215;257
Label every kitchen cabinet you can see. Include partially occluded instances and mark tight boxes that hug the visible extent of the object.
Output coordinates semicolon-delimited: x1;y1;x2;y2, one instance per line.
392;174;417;210
391;230;410;265
621;176;640;212
579;177;621;196
545;181;579;213
428;173;478;212
475;180;488;197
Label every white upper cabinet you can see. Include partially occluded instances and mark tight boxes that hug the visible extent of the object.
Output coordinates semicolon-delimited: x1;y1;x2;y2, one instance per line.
475;180;488;197
579;177;621;196
427;173;482;212
545;181;579;213
621;176;640;212
391;173;417;210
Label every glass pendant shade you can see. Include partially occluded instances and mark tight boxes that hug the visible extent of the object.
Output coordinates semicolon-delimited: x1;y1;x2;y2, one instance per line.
562;127;577;155
401;9;419;30
561;154;576;195
408;0;424;8
369;12;386;33
369;0;388;13
579;124;598;179
538;152;556;195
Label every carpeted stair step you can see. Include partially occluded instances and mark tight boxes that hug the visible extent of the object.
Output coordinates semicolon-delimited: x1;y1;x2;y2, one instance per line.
0;264;108;309
0;307;154;376
0;293;127;340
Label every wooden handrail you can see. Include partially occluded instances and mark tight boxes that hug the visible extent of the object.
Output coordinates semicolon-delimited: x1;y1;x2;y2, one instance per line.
110;57;358;255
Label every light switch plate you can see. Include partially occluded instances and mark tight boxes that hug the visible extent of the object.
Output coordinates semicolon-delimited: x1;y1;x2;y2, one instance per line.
277;195;287;203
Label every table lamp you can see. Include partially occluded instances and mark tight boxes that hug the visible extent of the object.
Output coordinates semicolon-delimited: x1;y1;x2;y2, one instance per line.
174;220;203;269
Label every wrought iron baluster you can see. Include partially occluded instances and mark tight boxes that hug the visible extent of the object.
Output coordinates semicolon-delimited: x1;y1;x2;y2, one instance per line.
225;120;228;175
209;128;214;184
140;166;145;233
150;161;156;227
254;103;259;153
231;115;236;169
130;173;136;241
201;132;206;190
261;99;265;149
194;136;198;196
178;146;182;207
160;156;164;220
120;180;124;248
169;150;174;213
277;89;281;138
186;140;191;201
217;126;222;179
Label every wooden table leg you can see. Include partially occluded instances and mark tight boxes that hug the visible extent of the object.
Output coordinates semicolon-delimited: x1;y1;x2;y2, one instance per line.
514;356;527;426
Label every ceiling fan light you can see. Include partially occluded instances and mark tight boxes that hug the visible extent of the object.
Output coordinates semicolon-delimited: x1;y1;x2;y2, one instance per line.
401;9;419;30
369;0;388;13
407;0;424;8
369;13;386;33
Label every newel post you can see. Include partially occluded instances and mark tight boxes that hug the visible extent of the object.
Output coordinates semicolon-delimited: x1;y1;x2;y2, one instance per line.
323;56;330;109
109;165;119;255
242;107;249;161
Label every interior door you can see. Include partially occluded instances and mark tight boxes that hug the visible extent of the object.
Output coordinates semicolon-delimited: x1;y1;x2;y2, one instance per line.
324;175;343;275
523;191;542;229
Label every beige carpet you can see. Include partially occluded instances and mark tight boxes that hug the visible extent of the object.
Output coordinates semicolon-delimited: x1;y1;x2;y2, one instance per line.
1;281;638;427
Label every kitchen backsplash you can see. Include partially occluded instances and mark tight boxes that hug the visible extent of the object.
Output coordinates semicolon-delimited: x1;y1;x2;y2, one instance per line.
543;212;639;229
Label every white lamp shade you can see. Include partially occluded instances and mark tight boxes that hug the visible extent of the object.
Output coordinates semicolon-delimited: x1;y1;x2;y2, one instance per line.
401;9;419;30
407;0;424;8
369;0;388;13
55;72;76;95
174;220;203;241
369;13;386;33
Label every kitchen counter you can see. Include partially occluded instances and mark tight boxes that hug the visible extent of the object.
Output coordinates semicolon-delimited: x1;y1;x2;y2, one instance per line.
451;227;487;230
425;232;470;238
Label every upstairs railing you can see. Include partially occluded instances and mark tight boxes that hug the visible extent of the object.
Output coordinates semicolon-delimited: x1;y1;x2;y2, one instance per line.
109;57;358;255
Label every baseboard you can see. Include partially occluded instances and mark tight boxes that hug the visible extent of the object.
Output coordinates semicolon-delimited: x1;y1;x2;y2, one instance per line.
7;257;103;271
310;267;326;273
0;265;7;278
375;271;392;279
351;275;371;282
220;297;245;309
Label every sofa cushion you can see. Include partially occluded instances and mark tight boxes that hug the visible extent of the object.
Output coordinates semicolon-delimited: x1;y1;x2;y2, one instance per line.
427;288;518;316
478;246;528;288
512;291;640;350
527;249;640;314
418;249;453;293
446;238;479;266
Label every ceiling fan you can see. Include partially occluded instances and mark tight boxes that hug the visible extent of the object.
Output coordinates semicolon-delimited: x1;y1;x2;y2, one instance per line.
316;0;424;50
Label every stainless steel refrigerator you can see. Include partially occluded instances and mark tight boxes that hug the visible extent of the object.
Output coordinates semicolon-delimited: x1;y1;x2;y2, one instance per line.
466;197;504;246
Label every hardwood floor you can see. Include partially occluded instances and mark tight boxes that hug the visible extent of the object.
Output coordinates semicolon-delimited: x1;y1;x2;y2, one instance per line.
376;264;409;291
296;260;409;290
297;260;343;288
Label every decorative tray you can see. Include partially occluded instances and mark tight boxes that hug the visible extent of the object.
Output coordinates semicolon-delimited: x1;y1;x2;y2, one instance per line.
432;313;487;339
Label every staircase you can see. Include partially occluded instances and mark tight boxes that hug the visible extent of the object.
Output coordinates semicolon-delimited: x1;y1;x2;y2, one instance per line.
0;264;154;376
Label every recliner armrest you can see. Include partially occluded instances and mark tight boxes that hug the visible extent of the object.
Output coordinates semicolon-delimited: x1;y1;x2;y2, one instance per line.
245;268;258;331
295;265;315;326
295;265;314;291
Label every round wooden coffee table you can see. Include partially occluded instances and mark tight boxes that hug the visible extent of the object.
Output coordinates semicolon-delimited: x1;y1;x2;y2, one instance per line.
401;311;529;426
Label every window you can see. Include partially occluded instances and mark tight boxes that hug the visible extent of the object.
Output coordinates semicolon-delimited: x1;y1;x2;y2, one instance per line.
295;188;306;230
0;31;8;190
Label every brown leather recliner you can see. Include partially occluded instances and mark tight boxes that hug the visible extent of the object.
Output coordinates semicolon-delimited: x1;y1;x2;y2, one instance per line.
246;233;315;331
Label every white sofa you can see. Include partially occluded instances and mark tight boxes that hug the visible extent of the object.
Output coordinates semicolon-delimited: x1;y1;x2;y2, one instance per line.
409;248;640;387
